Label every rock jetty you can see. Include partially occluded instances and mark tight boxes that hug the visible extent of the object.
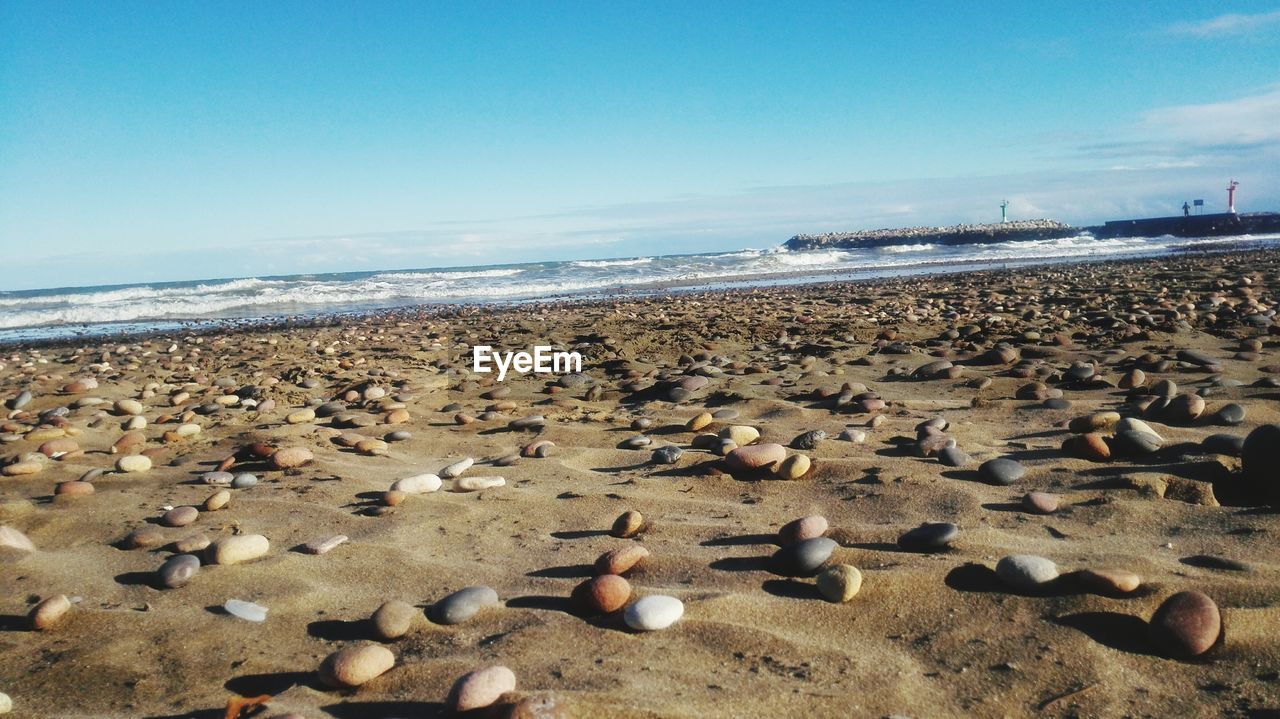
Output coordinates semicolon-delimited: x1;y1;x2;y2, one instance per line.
785;219;1077;251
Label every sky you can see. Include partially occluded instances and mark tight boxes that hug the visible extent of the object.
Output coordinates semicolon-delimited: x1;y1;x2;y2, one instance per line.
1;1;1279;291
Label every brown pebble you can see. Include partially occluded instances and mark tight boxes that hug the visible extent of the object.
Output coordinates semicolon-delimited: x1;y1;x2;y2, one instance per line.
1076;568;1142;595
594;544;650;576
383;490;406;507
318;644;396;687
610;510;645;538
371;600;416;640
571;574;632;614
30;594;71;630
448;665;518;713
1063;432;1110;462
161;506;199;527
778;515;828;544
724;443;786;472
122;527;165;549
270;447;314;469
1148;590;1221;658
55;481;94;497
1022;491;1059;514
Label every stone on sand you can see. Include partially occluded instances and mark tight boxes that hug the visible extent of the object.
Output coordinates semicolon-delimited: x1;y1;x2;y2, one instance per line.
448;665;518;713
319;644;396;688
623;595;684;631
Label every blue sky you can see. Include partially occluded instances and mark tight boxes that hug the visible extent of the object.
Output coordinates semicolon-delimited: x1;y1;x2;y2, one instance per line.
1;2;1279;290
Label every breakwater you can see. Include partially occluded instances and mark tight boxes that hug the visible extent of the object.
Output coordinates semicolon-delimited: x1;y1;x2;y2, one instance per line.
784;219;1079;251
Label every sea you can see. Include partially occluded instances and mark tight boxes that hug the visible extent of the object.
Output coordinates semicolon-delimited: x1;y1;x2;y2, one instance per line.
3;231;1278;345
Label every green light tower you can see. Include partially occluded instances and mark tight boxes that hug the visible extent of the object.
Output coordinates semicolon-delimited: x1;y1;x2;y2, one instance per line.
1000;200;1009;223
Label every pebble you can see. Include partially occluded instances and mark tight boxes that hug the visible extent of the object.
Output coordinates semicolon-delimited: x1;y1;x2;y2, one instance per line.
30;594;70;630
209;534;269;565
453;475;505;492
938;446;969;467
304;534;348;555
157;554;201;589
0;527;35;555
623;595;684;631
116;455;152;473
1075;568;1141;595
1063;432;1110;461
391;473;442;494
719;425;761;446
113;399;144;416
355;438;388;455
174;534;211;553
432;586;500;625
724;443;786;472
286;408;316;424
161;506;198;527
231;473;258;489
775;453;811;480
778;515;828;545
0;691;10;714
204;490;231;511
1215;403;1246;426
816;564;862;602
1114;429;1163;455
771;536;837;577
651;445;683;464
611;510;645;538
621;435;652;449
372;599;416;640
509;415;545;430
201;471;234;486
979;458;1025;485
1022;491;1059;514
686;412;713;431
838;428;867;443
1202;433;1245;457
55;481;94;497
595;544;650;575
270;447;313;470
1148;590;1221;658
448;665;517;713
995;555;1059;589
2;460;42;477
572;574;632;614
791;430;826;450
122;527;165;550
223;598;269;622
897;522;958;551
440;457;474;478
319;644;396;688
1168;393;1206;423
1242;424;1280;504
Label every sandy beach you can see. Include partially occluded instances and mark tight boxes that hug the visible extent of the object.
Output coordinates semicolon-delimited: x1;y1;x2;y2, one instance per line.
2;249;1280;718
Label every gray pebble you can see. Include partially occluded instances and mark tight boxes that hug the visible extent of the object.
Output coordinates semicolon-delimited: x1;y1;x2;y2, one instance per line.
770;537;837;577
157;554;201;589
431;586;499;625
979;458;1025;485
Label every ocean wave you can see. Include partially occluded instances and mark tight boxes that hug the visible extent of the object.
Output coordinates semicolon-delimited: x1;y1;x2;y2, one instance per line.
373;268;525;281
570;257;654;268
879;243;936;253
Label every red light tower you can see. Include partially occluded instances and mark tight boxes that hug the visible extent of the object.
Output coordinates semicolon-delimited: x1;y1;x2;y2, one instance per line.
1227;180;1239;213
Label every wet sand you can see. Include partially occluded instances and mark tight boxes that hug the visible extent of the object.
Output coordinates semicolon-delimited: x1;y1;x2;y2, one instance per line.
2;249;1280;718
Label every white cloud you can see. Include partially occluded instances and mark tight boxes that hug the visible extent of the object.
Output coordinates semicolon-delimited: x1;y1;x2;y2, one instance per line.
1164;9;1280;38
1140;87;1280;146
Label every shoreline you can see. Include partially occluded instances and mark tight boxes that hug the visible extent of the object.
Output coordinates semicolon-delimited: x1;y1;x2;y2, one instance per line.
4;241;1278;350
